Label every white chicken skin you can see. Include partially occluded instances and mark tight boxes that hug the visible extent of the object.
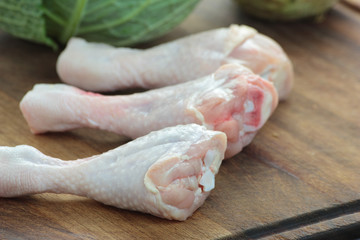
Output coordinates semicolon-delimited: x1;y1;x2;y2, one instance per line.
0;124;227;221
57;25;293;100
21;64;278;158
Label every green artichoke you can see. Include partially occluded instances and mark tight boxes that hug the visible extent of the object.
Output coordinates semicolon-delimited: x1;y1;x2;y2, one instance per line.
236;0;338;21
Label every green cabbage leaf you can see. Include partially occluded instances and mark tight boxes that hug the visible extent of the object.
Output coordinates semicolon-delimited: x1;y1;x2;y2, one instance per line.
0;0;199;49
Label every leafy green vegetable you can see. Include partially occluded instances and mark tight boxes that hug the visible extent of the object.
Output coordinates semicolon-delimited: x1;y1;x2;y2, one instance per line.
0;0;199;49
0;0;57;48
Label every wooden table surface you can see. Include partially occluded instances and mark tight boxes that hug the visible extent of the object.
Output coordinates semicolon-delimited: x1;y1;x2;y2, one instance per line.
1;0;360;239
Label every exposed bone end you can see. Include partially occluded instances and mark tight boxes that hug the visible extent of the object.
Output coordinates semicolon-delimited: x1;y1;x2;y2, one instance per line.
144;131;226;221
199;149;221;192
185;64;278;159
243;77;278;132
225;76;278;158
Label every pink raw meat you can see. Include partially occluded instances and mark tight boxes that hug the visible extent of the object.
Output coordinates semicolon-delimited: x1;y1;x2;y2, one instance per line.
57;25;293;100
20;64;278;158
0;124;227;221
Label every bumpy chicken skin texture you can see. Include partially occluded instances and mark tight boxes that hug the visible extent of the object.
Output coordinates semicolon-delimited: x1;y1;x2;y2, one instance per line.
0;124;227;220
57;25;293;100
21;64;278;158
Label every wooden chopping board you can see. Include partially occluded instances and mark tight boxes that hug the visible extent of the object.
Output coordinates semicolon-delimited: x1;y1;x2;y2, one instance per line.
1;0;360;239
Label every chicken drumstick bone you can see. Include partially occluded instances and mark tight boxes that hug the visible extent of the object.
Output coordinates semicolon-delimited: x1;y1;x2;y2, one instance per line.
0;124;226;221
57;25;293;100
20;64;278;158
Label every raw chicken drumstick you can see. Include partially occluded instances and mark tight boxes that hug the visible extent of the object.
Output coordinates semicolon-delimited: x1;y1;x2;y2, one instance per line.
57;24;293;100
20;64;278;158
0;124;227;221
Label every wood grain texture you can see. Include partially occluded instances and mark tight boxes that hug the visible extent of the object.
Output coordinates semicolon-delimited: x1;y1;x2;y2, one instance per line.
1;1;360;239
